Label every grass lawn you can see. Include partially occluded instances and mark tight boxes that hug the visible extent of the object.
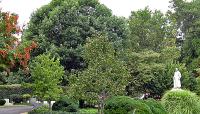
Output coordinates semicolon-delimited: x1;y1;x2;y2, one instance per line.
79;108;98;114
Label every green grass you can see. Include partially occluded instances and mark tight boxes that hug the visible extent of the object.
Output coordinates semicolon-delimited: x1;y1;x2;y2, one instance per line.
79;108;98;114
29;107;98;114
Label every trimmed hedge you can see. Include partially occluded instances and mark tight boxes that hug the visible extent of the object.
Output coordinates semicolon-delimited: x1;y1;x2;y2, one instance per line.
10;94;23;104
0;84;32;99
161;89;200;114
0;99;6;106
104;96;153;114
52;96;78;112
143;98;168;114
29;105;49;114
22;94;31;101
29;107;97;114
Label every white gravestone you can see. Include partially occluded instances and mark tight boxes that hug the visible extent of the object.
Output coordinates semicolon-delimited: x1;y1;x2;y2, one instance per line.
43;101;48;105
4;99;12;106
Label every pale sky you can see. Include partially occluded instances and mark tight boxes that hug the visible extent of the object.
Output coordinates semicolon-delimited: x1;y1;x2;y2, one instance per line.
0;0;172;26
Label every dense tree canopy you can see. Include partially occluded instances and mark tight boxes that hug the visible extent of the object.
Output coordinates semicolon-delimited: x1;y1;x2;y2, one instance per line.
68;35;130;112
23;0;129;72
128;7;169;52
171;0;200;69
124;41;192;97
2;0;200;106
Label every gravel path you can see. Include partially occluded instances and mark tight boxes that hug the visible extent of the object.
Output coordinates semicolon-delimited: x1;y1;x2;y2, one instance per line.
0;106;33;114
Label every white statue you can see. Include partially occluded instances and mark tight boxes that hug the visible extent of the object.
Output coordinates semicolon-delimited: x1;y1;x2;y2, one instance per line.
173;68;182;89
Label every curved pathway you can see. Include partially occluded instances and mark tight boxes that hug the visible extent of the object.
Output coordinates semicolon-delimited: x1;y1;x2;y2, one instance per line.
0;106;33;114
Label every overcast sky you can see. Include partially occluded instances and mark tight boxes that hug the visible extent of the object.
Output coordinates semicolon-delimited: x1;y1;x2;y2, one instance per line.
0;0;172;26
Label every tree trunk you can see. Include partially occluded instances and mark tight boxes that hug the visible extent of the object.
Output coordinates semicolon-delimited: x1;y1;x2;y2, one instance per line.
48;100;51;111
102;99;105;114
79;99;84;108
99;90;106;114
5;68;10;76
98;102;101;114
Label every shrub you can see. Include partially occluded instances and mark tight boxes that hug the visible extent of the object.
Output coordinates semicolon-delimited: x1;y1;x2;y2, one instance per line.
161;89;200;114
0;84;32;99
0;99;6;106
29;105;49;114
143;98;168;114
52;96;78;112
195;77;200;95
104;96;153;114
29;111;78;114
10;94;23;104
22;94;31;102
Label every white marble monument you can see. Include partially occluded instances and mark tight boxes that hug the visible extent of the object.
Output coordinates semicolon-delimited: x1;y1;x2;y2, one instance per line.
173;68;182;89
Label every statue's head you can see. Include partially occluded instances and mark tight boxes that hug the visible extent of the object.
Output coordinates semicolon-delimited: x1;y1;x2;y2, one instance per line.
175;68;178;71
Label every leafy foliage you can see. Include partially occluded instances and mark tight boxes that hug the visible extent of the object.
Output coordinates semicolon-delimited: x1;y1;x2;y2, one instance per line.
125;50;165;96
161;89;200;114
52;96;78;112
0;10;36;74
171;0;200;69
24;0;129;73
143;98;168;114
0;99;6;106
104;96;153;114
29;105;49;114
0;84;32;99
68;35;130;112
128;7;168;52
29;54;64;102
22;94;31;101
123;7;191;97
9;94;23;104
124;34;194;97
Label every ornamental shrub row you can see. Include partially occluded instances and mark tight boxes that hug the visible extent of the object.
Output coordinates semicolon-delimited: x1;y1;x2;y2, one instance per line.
0;84;32;99
104;96;168;114
52;96;79;112
0;99;6;106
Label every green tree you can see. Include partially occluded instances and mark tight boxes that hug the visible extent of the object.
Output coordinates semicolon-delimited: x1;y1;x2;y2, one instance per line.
30;54;64;110
160;39;180;63
23;0;129;73
170;1;200;92
0;10;36;78
170;0;200;67
170;0;200;33
128;7;167;52
124;38;194;97
124;50;165;97
68;35;130;114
